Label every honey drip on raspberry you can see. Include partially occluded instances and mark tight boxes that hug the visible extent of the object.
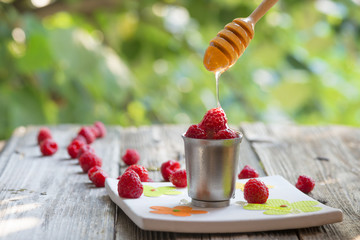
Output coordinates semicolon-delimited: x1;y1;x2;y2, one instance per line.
215;71;222;108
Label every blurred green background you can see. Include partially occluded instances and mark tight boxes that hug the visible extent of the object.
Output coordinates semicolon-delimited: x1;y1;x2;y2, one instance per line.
0;0;359;140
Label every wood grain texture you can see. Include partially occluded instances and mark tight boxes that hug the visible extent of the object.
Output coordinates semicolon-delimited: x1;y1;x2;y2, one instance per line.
0;125;119;240
1;123;358;239
241;122;360;240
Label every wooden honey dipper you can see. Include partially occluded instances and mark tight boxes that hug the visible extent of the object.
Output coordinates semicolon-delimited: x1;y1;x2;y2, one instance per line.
203;0;279;73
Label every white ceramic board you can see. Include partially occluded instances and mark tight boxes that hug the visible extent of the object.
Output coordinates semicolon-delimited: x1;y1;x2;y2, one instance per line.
105;175;342;233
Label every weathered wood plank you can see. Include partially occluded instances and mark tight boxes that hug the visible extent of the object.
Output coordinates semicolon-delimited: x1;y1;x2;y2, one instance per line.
0;125;119;240
4;123;358;239
114;125;299;239
241;122;360;240
0;127;28;177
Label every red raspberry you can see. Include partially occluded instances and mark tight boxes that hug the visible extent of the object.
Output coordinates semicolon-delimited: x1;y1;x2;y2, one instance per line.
78;127;96;144
90;127;100;139
67;139;86;159
88;166;102;180
184;124;207;139
170;169;187;188
213;128;239;139
161;160;181;181
37;127;52;145
244;179;269;204
79;152;102;173
199;107;228;134
40;138;58;156
73;135;87;144
118;170;143;198
122;149;140;165
295;175;315;194
125;165;149;182
238;165;259;179
89;168;108;187
77;145;95;159
94;121;106;138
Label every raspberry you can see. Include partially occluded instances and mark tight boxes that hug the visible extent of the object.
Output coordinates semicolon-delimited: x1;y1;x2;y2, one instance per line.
94;121;106;138
73;135;87;144
88;166;102;180
238;165;259;179
90;127;100;139
160;160;181;181
184;124;207;139
89;169;108;187
244;179;269;204
295;175;315;194
78;127;96;144
118;170;143;198
170;169;187;188
199;107;228;134
79;152;102;173
77;145;95;159
213;128;239;139
40;138;58;156
122;149;140;165
67;139;86;159
125;165;149;182
37;127;52;145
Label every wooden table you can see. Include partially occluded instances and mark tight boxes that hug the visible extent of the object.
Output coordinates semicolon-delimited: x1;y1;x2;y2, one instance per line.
0;124;359;239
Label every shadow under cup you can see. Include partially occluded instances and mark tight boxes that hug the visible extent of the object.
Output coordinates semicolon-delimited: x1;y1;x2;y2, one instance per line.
182;133;243;208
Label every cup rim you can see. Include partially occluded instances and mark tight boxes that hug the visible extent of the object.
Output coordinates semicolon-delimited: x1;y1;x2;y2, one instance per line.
182;130;243;142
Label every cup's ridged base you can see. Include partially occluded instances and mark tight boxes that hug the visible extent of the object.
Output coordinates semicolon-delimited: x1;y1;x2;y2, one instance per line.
191;199;230;208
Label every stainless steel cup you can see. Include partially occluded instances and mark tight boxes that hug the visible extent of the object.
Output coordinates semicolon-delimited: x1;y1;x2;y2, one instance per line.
182;133;242;208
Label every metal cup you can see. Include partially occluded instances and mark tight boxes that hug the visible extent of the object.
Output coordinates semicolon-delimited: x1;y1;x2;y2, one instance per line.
182;133;242;208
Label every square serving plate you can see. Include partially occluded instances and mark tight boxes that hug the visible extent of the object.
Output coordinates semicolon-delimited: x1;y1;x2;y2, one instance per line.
105;175;342;233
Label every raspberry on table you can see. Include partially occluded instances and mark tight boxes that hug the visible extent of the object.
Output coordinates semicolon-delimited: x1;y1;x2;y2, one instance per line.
90;127;100;139
78;127;96;144
184;124;207;139
199;107;228;134
122;149;140;165
77;145;95;159
238;165;259;179
160;160;181;181
40;138;58;156
295;175;315;194
244;178;269;204
89;168;108;187
67;139;86;159
170;169;187;188
79;152;102;173
88;166;102;180
94;121;106;138
37;127;52;145
125;165;149;182
118;169;143;198
213;128;239;139
73;135;87;144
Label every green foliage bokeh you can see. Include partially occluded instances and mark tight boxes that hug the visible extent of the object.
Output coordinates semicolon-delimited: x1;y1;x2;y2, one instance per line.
0;0;359;139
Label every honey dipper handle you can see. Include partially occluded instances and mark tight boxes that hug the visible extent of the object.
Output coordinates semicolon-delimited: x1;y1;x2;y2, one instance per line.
248;0;279;24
